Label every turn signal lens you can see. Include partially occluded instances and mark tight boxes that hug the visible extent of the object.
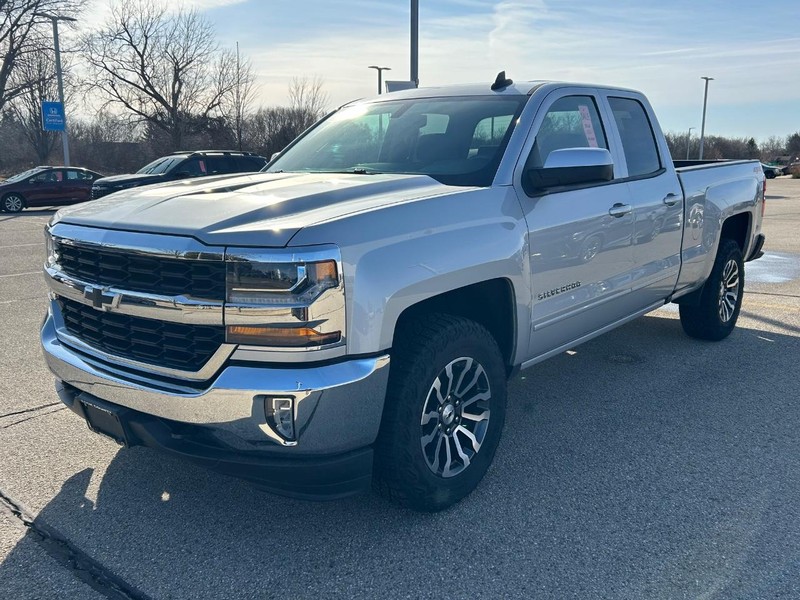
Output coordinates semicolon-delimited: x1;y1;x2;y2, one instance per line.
310;261;337;285
226;325;341;347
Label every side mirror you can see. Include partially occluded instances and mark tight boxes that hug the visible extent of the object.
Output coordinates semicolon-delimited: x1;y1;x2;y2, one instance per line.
525;147;614;193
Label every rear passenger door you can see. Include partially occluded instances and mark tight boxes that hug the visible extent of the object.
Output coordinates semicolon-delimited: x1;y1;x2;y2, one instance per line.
513;89;638;360
600;93;683;308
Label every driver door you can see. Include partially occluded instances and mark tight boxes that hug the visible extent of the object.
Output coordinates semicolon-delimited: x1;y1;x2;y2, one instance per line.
514;90;638;360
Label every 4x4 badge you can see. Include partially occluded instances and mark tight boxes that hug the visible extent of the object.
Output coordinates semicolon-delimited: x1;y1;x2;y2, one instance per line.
83;285;121;311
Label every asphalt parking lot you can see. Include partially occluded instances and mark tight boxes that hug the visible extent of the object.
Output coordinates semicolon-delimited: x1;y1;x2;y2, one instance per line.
1;178;799;599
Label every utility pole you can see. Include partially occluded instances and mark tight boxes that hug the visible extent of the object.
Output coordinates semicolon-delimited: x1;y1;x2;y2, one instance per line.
410;0;419;87
698;76;714;160
236;41;242;150
35;12;76;167
686;127;695;160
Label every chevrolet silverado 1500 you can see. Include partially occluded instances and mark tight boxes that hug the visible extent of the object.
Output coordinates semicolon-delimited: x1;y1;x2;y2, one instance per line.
41;75;766;511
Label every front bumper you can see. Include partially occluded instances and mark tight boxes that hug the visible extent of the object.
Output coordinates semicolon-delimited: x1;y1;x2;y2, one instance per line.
41;312;391;498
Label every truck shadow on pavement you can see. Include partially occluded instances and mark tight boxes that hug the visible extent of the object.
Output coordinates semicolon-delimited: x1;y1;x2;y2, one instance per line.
2;313;800;599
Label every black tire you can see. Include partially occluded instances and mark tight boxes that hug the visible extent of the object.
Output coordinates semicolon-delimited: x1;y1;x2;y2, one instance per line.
2;193;25;213
679;239;744;341
374;313;507;512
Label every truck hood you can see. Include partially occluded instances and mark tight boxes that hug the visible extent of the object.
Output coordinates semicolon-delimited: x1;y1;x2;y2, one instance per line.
93;173;167;187
54;172;454;247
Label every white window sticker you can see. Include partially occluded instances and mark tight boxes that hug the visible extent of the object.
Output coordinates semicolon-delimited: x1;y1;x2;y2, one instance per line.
578;105;599;148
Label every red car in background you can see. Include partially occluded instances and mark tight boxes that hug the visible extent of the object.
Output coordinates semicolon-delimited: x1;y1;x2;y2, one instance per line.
0;166;103;212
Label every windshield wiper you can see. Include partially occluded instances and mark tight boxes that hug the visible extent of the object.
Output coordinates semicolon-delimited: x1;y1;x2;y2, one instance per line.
339;167;381;175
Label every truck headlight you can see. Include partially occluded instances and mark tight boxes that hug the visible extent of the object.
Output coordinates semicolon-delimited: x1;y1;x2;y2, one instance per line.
224;248;345;350
227;260;338;304
44;228;58;268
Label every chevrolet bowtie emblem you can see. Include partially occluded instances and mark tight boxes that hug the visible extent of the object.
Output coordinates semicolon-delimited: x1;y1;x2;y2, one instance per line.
83;285;121;310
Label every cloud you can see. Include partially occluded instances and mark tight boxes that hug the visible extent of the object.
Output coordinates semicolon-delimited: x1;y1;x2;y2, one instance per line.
69;0;800;138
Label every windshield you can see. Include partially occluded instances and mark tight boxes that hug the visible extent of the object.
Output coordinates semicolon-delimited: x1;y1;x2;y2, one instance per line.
136;156;184;175
267;95;527;187
5;167;46;183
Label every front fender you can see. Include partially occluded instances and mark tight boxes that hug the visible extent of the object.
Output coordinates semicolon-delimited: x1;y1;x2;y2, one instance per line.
289;187;531;361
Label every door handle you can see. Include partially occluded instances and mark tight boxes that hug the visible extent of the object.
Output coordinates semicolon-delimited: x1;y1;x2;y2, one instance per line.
608;203;632;218
663;193;681;207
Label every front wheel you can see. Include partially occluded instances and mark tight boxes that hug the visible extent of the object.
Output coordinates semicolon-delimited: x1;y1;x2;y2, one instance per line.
2;193;25;213
374;314;507;512
679;239;744;341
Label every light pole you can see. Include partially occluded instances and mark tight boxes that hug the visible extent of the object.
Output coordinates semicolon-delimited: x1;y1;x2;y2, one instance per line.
35;12;76;167
698;76;714;160
368;65;391;94
686;127;695;160
410;0;419;87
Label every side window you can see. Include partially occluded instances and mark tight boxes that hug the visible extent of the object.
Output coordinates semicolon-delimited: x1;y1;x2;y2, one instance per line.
608;97;661;177
419;113;449;136
237;157;266;172
176;158;206;176
470;115;513;159
66;170;82;180
527;95;607;169
206;156;233;174
32;170;61;183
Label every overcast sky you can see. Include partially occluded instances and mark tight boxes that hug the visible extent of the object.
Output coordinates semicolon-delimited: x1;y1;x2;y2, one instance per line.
81;0;800;141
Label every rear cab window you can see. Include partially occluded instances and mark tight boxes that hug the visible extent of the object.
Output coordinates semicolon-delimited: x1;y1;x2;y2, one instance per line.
608;97;661;178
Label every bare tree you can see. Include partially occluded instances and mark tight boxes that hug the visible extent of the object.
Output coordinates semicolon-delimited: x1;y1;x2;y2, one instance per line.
0;0;81;112
7;34;62;162
224;42;256;151
759;135;786;162
288;75;329;131
82;0;238;151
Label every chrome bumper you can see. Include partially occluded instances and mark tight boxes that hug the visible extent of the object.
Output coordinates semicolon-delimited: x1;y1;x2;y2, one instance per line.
41;312;390;455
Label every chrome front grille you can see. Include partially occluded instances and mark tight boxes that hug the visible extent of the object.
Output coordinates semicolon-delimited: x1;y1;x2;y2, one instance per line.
46;223;230;380
90;187;111;199
58;297;224;373
55;240;226;301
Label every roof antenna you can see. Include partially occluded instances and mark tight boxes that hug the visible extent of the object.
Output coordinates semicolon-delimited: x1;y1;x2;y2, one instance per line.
491;71;513;91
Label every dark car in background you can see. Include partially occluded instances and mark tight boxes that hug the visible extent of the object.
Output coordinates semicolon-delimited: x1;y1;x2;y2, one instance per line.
761;163;784;179
91;150;268;199
0;166;103;212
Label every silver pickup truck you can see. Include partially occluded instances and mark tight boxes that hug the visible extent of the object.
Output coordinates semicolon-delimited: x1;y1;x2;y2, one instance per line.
41;76;766;511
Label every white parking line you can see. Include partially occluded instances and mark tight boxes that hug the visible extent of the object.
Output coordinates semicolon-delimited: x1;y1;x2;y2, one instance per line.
0;243;44;249
0;271;40;278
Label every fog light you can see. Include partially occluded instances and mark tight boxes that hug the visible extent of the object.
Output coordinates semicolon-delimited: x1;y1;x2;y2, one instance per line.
265;396;295;442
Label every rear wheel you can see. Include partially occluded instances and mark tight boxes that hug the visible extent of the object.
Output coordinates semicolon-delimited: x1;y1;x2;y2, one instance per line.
374;314;507;512
2;193;25;213
679;239;744;341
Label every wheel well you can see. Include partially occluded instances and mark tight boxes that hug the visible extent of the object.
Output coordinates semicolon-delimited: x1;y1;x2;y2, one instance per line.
720;212;750;252
394;279;516;368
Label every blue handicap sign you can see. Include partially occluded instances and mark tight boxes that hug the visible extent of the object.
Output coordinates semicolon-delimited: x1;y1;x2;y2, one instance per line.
41;101;65;131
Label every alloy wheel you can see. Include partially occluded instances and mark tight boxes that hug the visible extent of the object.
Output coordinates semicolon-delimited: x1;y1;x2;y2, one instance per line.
718;258;740;323
420;356;491;478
